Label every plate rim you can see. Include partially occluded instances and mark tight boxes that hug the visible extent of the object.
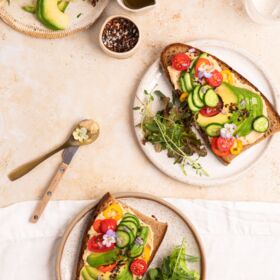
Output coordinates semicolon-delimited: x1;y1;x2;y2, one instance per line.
0;0;109;39
133;39;279;186
55;192;207;280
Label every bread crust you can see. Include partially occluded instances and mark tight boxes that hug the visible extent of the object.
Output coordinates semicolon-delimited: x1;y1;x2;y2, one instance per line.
75;193;168;279
161;43;280;164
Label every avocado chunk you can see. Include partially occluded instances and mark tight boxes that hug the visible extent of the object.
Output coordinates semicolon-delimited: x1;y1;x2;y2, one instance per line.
82;262;132;280
225;83;263;136
116;263;133;280
87;248;119;268
81;266;95;280
85;266;111;280
196;82;238;127
39;0;69;30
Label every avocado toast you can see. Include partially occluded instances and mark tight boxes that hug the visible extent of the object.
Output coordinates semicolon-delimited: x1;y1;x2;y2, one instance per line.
76;193;168;280
161;43;280;164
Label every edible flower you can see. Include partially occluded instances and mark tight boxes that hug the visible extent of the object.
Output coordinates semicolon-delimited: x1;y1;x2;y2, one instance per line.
197;63;214;81
135;236;144;246
102;229;116;247
72;127;89;143
220;123;236;139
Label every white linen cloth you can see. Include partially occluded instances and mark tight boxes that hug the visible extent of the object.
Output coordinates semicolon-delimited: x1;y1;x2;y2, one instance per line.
1;199;280;280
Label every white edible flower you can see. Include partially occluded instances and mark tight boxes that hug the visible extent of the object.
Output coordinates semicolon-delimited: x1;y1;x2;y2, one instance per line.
102;229;116;247
220;123;237;139
72;127;89;143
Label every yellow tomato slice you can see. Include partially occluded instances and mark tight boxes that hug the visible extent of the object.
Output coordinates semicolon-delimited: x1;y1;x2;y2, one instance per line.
103;204;123;221
230;139;243;155
141;245;152;263
179;92;189;102
221;69;233;85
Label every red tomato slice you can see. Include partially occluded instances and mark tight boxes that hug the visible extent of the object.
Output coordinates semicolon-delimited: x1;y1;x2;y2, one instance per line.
130;259;147;276
216;137;234;152
87;234;115;253
98;263;117;273
195;58;211;77
206;70;223;87
93;219;102;233
171;53;191;71
211;138;230;157
200;100;223;117
100;219;117;234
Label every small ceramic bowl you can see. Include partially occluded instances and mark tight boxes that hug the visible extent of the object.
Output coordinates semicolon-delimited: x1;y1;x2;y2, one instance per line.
116;0;157;13
99;15;141;59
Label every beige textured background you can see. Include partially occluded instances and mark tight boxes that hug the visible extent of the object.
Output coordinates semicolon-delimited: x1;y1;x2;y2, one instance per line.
0;0;280;207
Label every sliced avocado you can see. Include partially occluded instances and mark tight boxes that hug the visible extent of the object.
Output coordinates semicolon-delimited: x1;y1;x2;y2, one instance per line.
116;263;133;280
87;248;119;268
40;0;69;30
81;266;95;280
225;83;263;136
85;266;110;280
196;82;238;127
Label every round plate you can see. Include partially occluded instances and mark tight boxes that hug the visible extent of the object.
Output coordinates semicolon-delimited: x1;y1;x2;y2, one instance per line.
0;0;109;39
133;39;279;186
56;192;206;280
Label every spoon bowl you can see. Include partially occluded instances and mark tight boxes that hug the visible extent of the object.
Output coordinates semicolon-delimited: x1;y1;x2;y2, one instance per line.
68;119;100;146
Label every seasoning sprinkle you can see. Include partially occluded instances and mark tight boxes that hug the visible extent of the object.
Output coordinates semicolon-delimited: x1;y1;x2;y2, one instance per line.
102;17;139;53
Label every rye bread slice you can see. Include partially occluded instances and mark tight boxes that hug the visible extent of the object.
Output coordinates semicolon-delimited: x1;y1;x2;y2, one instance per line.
161;43;280;164
75;193;168;280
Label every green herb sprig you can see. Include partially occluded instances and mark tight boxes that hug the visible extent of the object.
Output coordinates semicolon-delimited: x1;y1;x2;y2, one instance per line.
136;89;208;177
147;239;200;280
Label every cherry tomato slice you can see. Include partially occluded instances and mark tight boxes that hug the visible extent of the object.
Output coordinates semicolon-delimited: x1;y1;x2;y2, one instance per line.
98;263;117;273
206;70;223;87
93;219;102;233
216;137;234;152
195;58;211;77
171;53;191;71
100;219;117;234
200;100;223;117
130;259;147;276
87;234;115;253
211;137;230;157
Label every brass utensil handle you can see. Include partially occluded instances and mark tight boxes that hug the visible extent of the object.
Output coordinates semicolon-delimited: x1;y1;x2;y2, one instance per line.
30;162;68;223
8;144;66;181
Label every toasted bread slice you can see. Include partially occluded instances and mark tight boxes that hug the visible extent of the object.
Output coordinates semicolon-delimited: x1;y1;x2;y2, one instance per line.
161;43;280;164
75;193;168;280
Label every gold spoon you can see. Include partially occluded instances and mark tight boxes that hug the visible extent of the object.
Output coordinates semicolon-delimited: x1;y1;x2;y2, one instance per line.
8;119;100;181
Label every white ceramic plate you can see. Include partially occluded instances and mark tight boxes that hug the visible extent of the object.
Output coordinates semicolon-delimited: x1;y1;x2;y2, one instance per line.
133;39;279;186
0;0;109;39
56;193;206;280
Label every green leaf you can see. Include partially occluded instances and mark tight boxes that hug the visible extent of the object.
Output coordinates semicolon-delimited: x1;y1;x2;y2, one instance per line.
154;90;165;98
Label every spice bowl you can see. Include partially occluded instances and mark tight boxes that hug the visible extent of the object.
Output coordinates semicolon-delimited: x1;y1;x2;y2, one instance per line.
99;15;141;59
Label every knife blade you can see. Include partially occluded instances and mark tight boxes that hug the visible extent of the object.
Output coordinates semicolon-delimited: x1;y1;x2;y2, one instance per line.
30;146;79;223
62;146;79;164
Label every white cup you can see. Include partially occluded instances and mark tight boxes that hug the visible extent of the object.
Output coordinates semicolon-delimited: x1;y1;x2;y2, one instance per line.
245;0;280;25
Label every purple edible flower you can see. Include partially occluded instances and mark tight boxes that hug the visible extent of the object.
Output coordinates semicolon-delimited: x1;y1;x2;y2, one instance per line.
102;229;116;247
135;237;144;246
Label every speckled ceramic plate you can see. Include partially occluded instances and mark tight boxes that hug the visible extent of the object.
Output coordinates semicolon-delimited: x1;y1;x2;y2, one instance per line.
56;192;206;280
133;39;279;186
0;0;109;39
